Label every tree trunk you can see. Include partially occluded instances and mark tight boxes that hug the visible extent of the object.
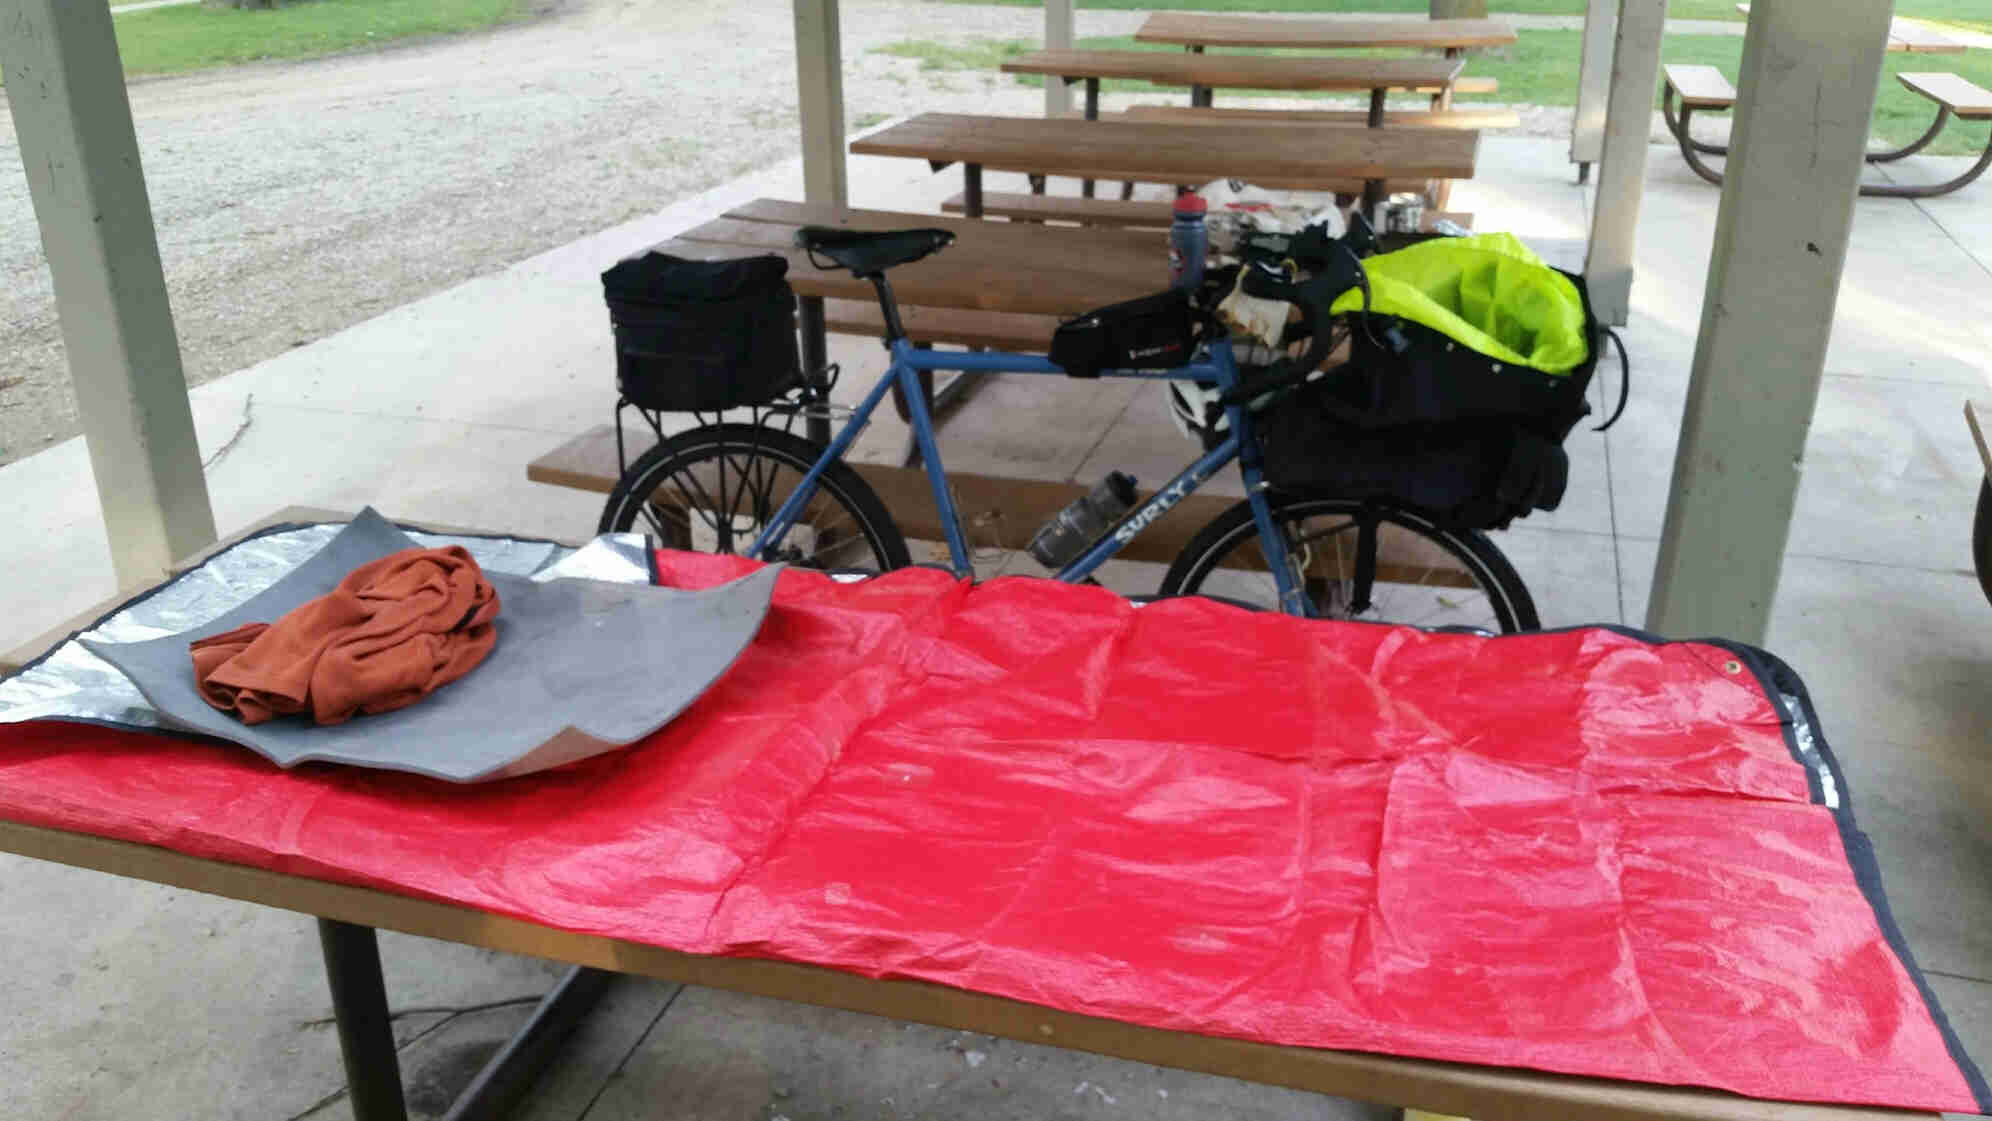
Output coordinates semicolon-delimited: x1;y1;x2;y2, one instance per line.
1430;0;1490;16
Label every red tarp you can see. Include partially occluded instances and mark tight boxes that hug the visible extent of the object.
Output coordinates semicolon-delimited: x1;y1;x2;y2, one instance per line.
0;551;1981;1113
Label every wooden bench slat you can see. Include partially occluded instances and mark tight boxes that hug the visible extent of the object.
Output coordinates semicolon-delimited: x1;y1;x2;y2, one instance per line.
1419;75;1498;95
1663;64;1736;110
1663;64;1736;108
941;191;1174;228
1134;13;1517;51
647;238;1151;320
1889;21;1966;53
527;426;1475;585
1120;105;1519;130
1898;71;1992;119
1000;49;1465;93
851;114;1479;187
720;198;1160;253
823;299;1057;351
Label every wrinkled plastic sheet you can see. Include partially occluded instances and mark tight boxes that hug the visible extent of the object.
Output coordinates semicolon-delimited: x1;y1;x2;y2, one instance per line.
0;548;1981;1113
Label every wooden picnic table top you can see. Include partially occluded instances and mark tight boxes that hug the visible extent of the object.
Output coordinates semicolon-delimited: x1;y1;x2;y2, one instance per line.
1134;12;1517;51
659;198;1171;319
1734;5;1965;52
999;48;1466;92
849;113;1478;190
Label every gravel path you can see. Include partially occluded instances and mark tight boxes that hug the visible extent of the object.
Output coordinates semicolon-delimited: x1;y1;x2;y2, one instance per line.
0;0;1576;466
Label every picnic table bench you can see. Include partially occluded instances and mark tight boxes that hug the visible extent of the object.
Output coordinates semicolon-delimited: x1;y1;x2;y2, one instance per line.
1000;48;1465;119
851;111;1478;219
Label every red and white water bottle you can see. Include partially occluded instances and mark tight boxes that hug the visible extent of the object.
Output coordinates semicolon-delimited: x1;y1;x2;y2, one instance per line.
1168;192;1209;290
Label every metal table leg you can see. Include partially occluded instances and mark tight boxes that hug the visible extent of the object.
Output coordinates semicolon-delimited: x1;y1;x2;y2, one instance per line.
1082;78;1100;198
318;919;615;1121
319;919;409;1121
1188;44;1212;108
1362;88;1389;220
440;966;615;1121
962;162;983;218
797;295;831;447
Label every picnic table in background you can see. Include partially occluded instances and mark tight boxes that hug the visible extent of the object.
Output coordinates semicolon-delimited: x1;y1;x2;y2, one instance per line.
1134;13;1516;55
1000;49;1465;121
1671;14;1987;197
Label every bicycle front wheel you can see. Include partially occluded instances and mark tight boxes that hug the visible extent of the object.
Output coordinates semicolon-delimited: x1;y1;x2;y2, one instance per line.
599;423;911;573
1160;493;1539;633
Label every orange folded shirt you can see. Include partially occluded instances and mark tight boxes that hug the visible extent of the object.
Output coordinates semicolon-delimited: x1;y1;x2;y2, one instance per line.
191;546;501;726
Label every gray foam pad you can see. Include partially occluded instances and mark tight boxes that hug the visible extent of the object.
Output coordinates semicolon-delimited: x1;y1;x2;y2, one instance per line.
84;509;778;783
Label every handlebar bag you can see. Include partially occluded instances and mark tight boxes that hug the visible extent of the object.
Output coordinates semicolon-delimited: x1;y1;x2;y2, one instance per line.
601;252;800;411
1321;234;1600;433
1050;287;1197;379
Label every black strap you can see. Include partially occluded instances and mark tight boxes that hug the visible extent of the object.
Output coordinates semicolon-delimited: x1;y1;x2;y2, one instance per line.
1592;326;1631;432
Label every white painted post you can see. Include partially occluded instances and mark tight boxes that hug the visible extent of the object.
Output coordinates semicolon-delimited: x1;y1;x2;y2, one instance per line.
0;0;216;586
792;0;848;207
1044;0;1075;117
1582;0;1669;326
1646;0;1894;642
1569;0;1619;182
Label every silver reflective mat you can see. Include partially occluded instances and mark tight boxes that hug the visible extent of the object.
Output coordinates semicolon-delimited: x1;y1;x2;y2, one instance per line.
28;510;777;783
0;518;596;729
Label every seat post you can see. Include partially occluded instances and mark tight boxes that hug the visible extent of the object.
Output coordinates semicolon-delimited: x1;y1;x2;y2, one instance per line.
868;273;909;344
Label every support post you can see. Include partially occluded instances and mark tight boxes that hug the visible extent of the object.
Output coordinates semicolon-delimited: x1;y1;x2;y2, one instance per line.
0;0;217;587
792;0;847;208
1646;0;1894;643
1043;0;1074;117
1581;0;1670;325
1570;0;1619;182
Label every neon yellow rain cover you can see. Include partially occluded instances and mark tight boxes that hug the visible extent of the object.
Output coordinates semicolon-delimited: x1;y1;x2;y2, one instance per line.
1329;233;1589;375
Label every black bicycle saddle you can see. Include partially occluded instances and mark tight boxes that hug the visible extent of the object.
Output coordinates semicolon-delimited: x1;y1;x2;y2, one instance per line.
794;226;956;278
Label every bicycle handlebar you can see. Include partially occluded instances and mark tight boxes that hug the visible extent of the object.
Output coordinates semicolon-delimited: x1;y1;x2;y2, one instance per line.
1217;215;1377;407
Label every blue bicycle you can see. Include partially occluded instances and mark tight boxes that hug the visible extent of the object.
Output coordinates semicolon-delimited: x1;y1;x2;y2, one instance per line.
598;222;1539;632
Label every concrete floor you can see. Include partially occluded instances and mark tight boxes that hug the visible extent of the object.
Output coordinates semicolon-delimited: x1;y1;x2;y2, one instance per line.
2;136;1990;1119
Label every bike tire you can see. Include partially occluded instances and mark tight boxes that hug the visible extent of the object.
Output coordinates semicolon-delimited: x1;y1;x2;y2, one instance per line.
1975;478;1992;607
599;423;911;573
1160;493;1540;633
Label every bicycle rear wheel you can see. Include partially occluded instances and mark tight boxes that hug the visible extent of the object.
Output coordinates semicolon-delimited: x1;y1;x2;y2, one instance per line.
599;423;911;573
1160;493;1539;633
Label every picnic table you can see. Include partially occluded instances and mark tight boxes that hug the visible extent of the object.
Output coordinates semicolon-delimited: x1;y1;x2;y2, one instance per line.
1134;12;1518;54
0;506;1964;1121
1669;20;1988;197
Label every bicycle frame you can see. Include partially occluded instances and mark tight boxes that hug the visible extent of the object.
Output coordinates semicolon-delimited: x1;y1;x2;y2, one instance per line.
750;334;1314;617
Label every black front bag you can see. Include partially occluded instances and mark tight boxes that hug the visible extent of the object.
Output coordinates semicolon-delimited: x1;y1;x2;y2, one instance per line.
601;252;800;412
1049;288;1198;379
1257;267;1605;532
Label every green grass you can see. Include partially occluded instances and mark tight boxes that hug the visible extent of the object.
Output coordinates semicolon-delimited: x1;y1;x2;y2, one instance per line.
876;29;1992;155
932;0;1991;36
107;0;534;78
